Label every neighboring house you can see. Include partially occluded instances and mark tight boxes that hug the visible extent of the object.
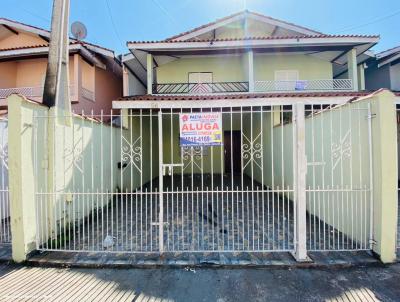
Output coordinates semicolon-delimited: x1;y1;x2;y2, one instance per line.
121;10;378;96
0;18;123;114
365;46;400;92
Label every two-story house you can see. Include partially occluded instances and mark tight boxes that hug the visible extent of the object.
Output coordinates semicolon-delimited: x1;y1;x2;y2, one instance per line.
0;18;122;114
106;11;382;256
121;10;377;97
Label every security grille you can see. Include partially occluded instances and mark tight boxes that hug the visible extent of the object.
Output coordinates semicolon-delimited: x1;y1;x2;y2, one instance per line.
33;100;373;255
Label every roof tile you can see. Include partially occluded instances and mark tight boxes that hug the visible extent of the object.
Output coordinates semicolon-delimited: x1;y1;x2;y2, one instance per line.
117;91;371;102
128;34;380;45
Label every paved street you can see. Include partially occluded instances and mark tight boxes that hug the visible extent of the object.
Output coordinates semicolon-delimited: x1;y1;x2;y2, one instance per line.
0;262;399;301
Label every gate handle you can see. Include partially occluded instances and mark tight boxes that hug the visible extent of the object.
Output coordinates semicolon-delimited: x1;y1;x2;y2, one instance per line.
162;163;184;176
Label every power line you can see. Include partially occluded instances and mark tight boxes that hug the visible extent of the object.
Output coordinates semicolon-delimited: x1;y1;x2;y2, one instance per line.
10;0;51;24
150;0;178;26
104;0;124;48
336;9;400;33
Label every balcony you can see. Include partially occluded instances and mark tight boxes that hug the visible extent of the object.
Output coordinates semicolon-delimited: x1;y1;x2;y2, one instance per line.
0;86;95;102
153;82;249;94
254;79;353;92
151;79;353;95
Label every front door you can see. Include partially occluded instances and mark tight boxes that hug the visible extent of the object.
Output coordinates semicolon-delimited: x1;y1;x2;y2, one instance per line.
224;130;241;174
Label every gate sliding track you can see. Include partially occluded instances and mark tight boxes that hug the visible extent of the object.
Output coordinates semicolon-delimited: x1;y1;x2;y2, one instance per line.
34;101;373;255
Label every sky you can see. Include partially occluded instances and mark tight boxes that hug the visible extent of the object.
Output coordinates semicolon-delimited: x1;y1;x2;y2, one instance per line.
2;0;400;55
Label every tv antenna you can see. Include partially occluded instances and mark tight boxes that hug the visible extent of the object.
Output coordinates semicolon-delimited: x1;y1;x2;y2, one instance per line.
71;21;87;41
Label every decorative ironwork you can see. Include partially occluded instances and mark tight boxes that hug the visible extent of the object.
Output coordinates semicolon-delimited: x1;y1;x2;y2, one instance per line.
331;130;352;170
0;143;8;170
242;132;263;170
181;146;204;172
65;138;84;174
254;79;353;92
153;82;249;94
121;136;142;172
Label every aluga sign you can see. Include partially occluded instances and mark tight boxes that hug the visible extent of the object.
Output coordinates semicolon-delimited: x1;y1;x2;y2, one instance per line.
179;112;223;146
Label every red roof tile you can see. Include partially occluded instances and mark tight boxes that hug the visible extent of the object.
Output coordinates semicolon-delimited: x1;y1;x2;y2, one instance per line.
117;91;371;102
128;34;380;45
0;44;48;51
0;18;115;54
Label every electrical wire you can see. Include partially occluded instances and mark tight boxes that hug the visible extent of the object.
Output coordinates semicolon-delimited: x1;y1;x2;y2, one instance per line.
104;0;124;48
336;8;400;33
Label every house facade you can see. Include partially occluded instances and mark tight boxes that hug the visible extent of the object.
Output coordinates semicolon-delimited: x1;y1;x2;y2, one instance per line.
122;11;377;96
0;18;122;114
2;11;399;264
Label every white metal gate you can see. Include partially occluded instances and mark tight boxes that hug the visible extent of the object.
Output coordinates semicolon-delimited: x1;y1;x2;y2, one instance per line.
0;117;11;244
34;101;373;255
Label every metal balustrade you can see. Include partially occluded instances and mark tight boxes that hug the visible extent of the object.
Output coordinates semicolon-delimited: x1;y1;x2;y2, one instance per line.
0;85;92;100
255;79;353;92
152;80;353;95
153;82;249;94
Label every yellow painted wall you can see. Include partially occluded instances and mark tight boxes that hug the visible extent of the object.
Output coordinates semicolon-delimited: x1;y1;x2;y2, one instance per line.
264;102;372;247
254;54;333;81
156;54;333;84
156;56;247;83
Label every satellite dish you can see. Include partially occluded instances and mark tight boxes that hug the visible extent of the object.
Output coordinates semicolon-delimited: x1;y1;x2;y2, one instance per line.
71;21;87;41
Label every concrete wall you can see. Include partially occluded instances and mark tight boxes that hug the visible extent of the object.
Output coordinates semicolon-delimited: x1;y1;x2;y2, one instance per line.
263;102;372;246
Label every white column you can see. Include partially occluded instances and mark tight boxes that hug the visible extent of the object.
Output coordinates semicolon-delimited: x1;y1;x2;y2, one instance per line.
358;64;366;91
122;66;129;97
293;103;308;262
247;50;254;92
147;53;154;95
347;48;359;91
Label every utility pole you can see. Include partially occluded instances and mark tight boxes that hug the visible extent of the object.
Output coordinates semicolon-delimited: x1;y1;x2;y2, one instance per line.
43;0;71;113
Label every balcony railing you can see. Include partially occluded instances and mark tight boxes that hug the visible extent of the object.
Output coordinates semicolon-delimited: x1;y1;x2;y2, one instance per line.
0;86;96;100
254;79;353;92
153;82;249;94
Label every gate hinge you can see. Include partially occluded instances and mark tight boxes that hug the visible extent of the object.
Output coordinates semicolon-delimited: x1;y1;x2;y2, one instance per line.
367;113;376;119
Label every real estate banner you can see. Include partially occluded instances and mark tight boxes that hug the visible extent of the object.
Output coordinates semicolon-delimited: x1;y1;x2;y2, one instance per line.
179;113;223;146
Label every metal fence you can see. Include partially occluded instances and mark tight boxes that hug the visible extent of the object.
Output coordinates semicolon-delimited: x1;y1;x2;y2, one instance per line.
33;101;373;254
396;105;400;250
0;117;10;244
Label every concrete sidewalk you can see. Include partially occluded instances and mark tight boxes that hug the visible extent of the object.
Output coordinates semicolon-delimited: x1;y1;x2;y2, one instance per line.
0;263;399;302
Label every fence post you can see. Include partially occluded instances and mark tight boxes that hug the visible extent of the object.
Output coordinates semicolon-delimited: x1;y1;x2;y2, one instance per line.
368;90;398;263
293;102;309;262
8;95;47;262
